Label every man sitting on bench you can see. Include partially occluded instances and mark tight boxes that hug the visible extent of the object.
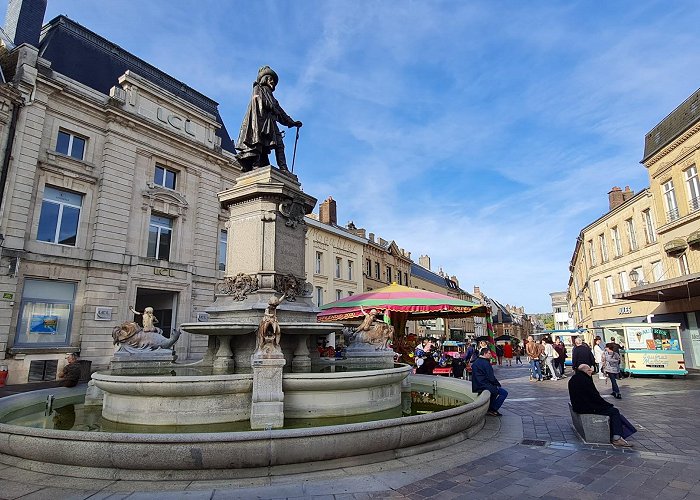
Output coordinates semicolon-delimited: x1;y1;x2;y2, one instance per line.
568;363;635;447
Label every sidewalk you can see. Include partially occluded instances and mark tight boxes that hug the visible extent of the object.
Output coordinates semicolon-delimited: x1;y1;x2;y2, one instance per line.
1;364;700;499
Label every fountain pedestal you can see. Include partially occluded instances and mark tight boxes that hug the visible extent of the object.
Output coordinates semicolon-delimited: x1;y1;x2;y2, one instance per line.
250;352;286;429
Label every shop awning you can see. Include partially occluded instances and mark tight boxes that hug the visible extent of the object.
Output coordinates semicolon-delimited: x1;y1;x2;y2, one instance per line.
664;238;688;254
613;271;700;302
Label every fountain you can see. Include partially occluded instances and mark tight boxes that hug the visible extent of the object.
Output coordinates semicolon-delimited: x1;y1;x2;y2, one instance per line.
0;67;489;478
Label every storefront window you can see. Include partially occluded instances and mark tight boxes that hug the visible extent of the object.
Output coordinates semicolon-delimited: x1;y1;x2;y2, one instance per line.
15;279;76;346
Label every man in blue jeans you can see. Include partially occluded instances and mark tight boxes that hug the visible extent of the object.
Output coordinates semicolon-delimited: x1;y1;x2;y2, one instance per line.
471;347;508;416
525;335;543;381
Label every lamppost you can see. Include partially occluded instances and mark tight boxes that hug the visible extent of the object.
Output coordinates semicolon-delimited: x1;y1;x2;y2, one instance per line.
629;269;639;286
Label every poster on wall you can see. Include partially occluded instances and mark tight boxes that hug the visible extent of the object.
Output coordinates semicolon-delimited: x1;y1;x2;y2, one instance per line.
29;315;59;334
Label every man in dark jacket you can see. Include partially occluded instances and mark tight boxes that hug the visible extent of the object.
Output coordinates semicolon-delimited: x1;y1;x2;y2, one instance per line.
471;347;508;416
59;353;82;387
568;363;633;447
571;336;595;371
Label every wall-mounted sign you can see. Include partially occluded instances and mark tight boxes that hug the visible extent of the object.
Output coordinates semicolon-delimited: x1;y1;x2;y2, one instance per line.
157;107;196;137
95;307;113;321
618;306;632;315
1;292;13;300
196;312;209;322
154;268;175;277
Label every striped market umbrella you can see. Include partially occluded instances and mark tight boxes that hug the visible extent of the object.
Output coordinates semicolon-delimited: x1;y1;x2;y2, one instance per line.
317;282;489;323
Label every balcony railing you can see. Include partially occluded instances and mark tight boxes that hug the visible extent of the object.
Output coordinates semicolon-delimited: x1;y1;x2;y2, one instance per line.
690;196;700;213
667;207;680;222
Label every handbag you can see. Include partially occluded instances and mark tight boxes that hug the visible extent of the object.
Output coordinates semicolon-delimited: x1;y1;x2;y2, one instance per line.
538;352;547;362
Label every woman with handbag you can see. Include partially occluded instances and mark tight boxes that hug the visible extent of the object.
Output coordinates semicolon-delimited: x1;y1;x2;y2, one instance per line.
603;344;622;399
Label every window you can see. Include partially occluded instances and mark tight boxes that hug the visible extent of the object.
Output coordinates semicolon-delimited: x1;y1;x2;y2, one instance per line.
154;165;177;190
15;279;76;346
686;166;700;212
605;276;615;303
366;259;371;276
374;262;380;280
147;215;173;260
642;209;657;243
335;257;342;278
336;289;342;301
315;252;323;274
618;271;629;292
397;272;403;285
625;218;638;251
651;260;663;282
593;280;603;305
587;240;597;266
611;226;622;257
348;291;354;296
37;186;82;246
678;254;690;276
347;260;353;280
56;130;86;160
404;272;408;286
315;286;323;306
662;180;679;222
218;229;227;271
386;266;392;283
599;234;609;263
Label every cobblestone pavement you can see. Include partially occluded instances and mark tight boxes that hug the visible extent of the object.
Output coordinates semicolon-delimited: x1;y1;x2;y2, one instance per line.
1;364;700;499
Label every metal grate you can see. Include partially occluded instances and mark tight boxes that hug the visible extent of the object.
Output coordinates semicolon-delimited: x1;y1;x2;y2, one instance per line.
521;439;547;447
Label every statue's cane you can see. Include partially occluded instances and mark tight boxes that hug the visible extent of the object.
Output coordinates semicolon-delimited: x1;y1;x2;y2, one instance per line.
291;126;300;173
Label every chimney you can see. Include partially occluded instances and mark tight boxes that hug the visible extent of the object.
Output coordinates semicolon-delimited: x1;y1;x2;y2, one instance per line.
608;186;624;211
419;254;431;270
369;232;375;243
319;196;337;225
622;185;634;202
3;0;47;48
473;285;480;296
451;275;459;286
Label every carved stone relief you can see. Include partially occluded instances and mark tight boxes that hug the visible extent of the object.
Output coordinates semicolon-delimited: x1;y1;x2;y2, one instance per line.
217;273;259;300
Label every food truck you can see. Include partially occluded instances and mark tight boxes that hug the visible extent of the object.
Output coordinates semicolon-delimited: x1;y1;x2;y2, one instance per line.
600;323;688;377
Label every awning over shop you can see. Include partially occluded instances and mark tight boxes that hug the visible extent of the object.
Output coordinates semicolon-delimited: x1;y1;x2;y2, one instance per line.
664;238;688;254
613;271;700;302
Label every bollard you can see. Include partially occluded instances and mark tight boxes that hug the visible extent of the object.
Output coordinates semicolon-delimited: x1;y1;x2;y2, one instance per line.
0;365;7;387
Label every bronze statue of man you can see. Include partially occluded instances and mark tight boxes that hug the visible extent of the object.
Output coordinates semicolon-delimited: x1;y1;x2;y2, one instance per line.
235;66;302;172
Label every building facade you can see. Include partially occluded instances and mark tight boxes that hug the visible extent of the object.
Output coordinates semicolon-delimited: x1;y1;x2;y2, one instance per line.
0;6;239;383
550;291;574;330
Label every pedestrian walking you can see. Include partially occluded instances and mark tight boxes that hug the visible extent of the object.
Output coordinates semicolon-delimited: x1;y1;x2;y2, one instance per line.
571;336;594;371
553;336;567;377
503;342;513;366
593;337;606;379
568;363;636;447
471;347;508;416
525;335;544;381
515;346;523;365
602;343;622;399
496;344;504;366
541;338;561;380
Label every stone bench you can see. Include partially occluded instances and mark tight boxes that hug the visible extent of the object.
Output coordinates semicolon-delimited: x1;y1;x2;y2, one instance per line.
568;402;610;444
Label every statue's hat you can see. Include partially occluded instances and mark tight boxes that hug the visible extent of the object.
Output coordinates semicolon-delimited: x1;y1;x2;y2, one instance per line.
257;66;279;85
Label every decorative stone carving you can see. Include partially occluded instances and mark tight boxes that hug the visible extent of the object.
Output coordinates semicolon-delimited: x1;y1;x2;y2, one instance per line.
274;273;305;301
112;321;181;351
255;294;285;356
278;199;306;228
216;273;259;300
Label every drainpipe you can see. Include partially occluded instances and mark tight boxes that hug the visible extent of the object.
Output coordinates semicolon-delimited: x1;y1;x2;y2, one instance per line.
0;102;21;215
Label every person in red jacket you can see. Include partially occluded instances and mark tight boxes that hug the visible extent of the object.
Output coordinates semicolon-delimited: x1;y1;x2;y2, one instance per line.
503;342;513;367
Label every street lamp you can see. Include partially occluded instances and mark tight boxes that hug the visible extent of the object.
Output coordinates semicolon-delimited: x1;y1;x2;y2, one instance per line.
629;269;639;285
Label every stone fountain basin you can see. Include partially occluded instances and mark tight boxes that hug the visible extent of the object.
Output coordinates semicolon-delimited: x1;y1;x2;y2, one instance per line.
0;374;489;479
179;321;342;336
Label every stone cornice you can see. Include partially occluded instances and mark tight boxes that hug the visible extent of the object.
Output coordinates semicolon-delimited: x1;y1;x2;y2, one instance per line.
645;121;700;169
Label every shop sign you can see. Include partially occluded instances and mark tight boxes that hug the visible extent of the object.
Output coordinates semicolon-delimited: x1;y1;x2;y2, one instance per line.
154;268;176;277
156;107;196;137
95;307;113;321
618;306;632;315
1;292;13;300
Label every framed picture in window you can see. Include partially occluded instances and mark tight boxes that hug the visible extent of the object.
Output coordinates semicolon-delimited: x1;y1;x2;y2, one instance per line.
29;315;58;334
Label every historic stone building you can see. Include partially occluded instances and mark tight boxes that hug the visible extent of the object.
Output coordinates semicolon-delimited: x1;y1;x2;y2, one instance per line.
549;291;574;330
0;3;239;383
346;226;412;293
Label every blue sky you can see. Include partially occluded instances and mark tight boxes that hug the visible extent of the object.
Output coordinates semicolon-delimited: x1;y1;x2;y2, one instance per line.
34;1;700;312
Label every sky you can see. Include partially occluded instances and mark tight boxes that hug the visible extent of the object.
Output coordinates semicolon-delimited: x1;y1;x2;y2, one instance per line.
30;0;700;312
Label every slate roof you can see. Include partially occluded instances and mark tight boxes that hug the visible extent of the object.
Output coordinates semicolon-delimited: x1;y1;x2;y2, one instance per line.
643;87;700;162
410;263;459;291
37;16;236;153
